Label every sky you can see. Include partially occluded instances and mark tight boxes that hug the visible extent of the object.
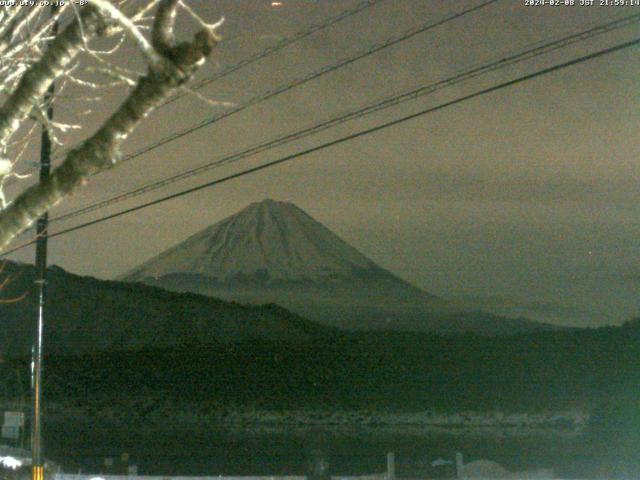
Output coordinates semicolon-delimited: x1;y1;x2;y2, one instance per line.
4;0;640;327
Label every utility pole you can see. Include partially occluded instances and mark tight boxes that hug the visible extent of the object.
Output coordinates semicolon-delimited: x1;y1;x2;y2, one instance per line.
32;7;58;480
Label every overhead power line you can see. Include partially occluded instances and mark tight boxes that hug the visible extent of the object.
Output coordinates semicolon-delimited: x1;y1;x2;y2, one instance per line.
50;11;640;224
162;0;387;109
36;0;384;171
97;0;500;168
3;35;637;257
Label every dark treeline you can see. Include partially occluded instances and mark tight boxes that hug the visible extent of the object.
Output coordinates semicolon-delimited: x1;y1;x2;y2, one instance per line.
2;320;640;478
2;320;639;414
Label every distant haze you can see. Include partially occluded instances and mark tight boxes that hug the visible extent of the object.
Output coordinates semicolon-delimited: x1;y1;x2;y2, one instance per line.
6;0;639;327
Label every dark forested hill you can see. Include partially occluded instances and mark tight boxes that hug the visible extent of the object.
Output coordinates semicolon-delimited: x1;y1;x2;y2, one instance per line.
0;261;333;357
1;260;638;415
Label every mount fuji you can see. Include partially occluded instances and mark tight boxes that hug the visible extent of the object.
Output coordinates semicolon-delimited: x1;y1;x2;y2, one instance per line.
123;199;552;335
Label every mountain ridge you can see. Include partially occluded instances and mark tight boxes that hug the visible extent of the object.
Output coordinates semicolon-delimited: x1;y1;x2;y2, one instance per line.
125;199;425;290
0;260;334;357
123;199;555;335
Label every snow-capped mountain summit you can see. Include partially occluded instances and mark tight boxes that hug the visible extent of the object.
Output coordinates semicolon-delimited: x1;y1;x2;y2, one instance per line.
126;199;399;285
123;199;553;334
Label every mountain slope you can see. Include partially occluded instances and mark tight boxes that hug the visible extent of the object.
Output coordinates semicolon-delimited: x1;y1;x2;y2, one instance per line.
123;199;554;335
125;199;426;290
0;261;332;357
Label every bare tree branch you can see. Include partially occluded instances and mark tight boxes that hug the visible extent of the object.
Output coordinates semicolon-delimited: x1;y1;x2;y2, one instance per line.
88;0;163;67
0;0;219;251
0;5;109;150
0;261;27;303
0;5;47;55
